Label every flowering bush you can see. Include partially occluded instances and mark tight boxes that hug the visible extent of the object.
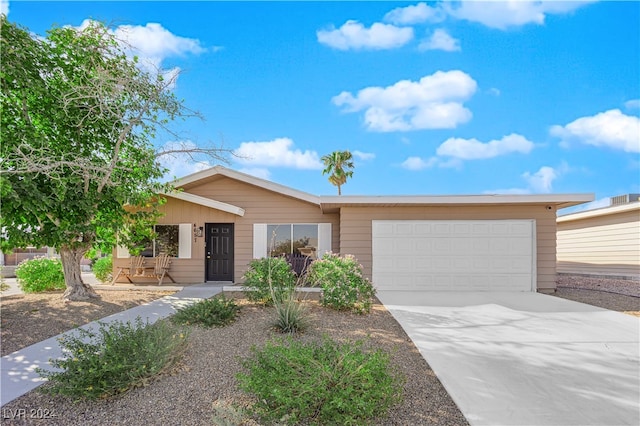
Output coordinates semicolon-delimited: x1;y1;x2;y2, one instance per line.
242;257;296;305
306;253;375;314
15;256;66;293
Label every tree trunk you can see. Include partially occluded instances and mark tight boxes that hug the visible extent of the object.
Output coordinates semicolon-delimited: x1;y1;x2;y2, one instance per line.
59;245;100;301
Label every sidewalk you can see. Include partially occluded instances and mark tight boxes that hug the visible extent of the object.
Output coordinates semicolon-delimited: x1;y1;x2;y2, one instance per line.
1;273;184;297
0;283;223;407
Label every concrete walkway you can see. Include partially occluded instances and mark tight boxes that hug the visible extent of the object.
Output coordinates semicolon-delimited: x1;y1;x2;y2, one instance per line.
378;291;640;426
0;283;223;407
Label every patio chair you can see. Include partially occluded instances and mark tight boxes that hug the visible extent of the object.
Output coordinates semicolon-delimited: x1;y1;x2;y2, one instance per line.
285;253;313;276
153;253;175;285
111;256;146;285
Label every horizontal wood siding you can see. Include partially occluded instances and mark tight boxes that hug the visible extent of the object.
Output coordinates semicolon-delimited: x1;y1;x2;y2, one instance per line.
182;176;339;282
113;197;238;283
339;205;557;291
557;209;640;277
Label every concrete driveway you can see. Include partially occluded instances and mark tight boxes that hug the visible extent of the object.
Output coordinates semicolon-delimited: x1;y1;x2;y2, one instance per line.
377;291;640;426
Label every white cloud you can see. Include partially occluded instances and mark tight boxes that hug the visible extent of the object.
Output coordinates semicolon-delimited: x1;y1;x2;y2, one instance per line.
487;162;569;194
75;20;205;82
317;20;414;51
624;99;640;110
418;29;461;52
401;156;437;171
1;0;9;16
436;133;535;160
488;88;501;97
238;168;271;180
384;2;446;25
332;70;477;132
551;109;640;153
443;1;593;30
353;150;376;161
400;156;461;171
522;165;558;193
157;140;212;182
234;138;322;169
111;22;205;68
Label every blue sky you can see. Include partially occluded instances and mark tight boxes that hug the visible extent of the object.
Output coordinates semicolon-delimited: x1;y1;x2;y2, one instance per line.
4;1;639;212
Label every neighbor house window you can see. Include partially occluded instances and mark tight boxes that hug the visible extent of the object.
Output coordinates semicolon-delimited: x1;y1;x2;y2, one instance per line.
117;223;192;259
253;223;331;259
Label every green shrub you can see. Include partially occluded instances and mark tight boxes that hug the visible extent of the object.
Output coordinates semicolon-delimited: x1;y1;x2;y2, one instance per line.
37;317;188;400
242;257;296;305
15;257;66;293
306;253;376;314
272;293;309;334
92;255;113;283
237;337;404;425
172;295;240;328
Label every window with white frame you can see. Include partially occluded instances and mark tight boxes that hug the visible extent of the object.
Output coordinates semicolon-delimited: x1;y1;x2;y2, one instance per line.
253;223;331;259
117;223;192;259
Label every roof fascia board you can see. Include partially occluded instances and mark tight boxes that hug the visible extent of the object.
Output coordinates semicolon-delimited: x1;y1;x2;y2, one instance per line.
557;201;640;222
161;191;245;216
320;193;594;209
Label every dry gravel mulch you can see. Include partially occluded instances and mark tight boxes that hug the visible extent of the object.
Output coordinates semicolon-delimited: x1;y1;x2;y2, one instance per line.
1;289;176;357
1;275;637;425
554;275;640;317
1;295;468;426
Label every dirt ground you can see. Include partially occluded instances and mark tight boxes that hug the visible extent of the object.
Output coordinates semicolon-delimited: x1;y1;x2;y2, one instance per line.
0;289;175;356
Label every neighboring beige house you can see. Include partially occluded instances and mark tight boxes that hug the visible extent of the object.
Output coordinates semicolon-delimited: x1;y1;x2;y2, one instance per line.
557;195;640;279
113;166;592;293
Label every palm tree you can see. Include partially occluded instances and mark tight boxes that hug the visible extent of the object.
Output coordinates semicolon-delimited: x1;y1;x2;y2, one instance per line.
321;150;354;195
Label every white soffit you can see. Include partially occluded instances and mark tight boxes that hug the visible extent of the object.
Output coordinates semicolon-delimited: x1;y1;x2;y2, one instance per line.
161;191;245;216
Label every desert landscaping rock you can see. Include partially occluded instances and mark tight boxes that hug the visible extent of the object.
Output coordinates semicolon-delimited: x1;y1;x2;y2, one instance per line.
1;275;637;425
0;298;469;425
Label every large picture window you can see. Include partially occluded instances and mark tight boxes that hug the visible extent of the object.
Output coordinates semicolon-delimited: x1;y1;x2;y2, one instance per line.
253;223;331;260
267;224;319;258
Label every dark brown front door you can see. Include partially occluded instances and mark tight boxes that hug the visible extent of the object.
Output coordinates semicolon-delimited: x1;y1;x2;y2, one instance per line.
206;223;234;281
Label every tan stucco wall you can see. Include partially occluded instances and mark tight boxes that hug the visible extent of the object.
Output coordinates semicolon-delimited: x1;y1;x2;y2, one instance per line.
557;207;640;278
338;205;558;292
114;176;339;283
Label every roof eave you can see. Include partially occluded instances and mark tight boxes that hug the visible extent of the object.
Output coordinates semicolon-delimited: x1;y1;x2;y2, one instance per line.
161;191;245;216
557;201;640;222
320;193;594;210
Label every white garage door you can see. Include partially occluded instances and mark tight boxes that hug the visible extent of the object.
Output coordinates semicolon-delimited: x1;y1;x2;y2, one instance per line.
372;220;536;292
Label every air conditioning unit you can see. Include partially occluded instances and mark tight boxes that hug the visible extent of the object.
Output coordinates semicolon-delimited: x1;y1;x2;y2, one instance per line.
610;194;640;206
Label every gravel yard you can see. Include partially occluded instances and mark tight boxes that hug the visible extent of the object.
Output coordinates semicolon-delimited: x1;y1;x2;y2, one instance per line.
1;294;468;426
1;275;637;425
554;275;640;317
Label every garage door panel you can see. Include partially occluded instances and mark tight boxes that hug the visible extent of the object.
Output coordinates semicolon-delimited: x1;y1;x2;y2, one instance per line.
395;223;414;235
372;220;535;292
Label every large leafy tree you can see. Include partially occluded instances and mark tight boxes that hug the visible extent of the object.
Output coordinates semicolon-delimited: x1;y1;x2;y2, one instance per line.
321;150;354;195
0;17;223;300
